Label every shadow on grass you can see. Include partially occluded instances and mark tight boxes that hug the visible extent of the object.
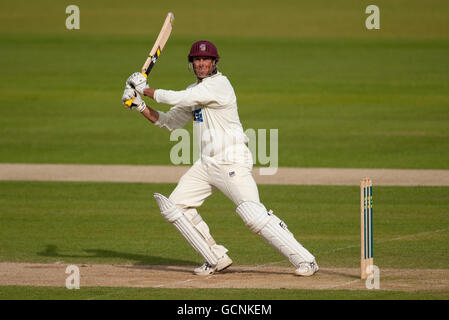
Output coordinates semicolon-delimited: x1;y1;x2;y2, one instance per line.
37;244;197;266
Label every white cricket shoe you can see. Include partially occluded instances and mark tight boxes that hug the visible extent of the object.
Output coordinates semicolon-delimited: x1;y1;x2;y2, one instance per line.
294;261;319;276
194;254;233;276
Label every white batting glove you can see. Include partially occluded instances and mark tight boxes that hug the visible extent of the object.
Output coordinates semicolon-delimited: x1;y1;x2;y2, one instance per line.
121;88;146;112
126;72;149;95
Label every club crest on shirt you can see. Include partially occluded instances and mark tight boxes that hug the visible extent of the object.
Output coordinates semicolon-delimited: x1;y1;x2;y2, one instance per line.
192;108;203;122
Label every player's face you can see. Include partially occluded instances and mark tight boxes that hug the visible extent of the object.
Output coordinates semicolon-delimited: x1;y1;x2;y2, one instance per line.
193;57;215;80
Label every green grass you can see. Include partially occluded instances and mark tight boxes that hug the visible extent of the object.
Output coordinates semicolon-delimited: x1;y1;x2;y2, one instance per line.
1;181;448;269
0;1;448;169
1;181;447;300
1;286;448;300
0;35;448;168
2;0;449;39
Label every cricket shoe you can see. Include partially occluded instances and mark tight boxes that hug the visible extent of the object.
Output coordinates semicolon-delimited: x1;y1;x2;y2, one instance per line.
294;261;319;276
194;254;233;276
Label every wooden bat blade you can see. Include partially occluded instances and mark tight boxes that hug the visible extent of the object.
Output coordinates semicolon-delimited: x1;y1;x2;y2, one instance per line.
141;12;174;75
124;12;174;108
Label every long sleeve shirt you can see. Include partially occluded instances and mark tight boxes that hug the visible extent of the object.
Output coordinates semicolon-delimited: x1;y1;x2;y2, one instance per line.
153;72;252;165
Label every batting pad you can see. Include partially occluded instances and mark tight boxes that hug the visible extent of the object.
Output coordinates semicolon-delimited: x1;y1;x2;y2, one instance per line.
183;208;229;258
153;193;219;266
236;201;315;267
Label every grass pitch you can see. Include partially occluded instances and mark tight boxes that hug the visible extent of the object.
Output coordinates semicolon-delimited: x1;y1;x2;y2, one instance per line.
1;181;448;269
0;181;448;300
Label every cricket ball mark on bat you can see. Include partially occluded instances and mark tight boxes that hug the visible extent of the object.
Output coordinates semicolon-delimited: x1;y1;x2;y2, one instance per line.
125;12;174;107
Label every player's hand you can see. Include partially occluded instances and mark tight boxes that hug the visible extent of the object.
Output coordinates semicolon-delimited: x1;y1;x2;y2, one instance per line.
126;72;149;95
121;88;146;112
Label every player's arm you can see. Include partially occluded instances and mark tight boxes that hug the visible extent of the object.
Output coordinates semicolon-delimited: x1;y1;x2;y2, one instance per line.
143;87;156;99
151;85;215;107
122;87;191;130
125;72;211;106
147;78;231;108
121;87;158;124
140;105;159;123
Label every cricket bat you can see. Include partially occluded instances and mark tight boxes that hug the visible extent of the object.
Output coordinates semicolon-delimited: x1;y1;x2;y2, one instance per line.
125;12;174;107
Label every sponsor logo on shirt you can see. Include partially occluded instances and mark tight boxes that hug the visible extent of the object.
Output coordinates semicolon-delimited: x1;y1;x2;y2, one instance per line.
192;108;203;122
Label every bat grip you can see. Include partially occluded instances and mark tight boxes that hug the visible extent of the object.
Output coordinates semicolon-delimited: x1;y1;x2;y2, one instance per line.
124;97;134;107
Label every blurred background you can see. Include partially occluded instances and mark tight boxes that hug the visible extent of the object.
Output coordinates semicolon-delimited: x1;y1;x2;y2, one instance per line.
1;0;448;168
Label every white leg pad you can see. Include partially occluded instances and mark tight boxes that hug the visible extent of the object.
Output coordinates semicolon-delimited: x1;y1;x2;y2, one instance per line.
154;193;220;266
235;201;271;233
236;201;315;267
184;208;216;247
183;208;228;258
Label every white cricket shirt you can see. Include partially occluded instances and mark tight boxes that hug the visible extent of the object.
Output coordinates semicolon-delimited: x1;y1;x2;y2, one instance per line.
153;72;252;165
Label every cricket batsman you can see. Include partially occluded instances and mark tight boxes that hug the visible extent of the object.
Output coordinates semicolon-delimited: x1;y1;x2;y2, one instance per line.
121;40;319;276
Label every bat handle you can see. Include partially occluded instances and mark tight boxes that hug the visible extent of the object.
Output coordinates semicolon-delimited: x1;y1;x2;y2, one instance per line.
124;97;134;107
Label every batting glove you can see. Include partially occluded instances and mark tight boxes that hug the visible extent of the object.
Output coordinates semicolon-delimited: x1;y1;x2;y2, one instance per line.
121;88;146;112
126;72;149;95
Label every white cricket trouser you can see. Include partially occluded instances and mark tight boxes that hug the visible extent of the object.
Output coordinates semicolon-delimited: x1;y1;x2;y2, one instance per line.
169;156;260;208
167;156;316;268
